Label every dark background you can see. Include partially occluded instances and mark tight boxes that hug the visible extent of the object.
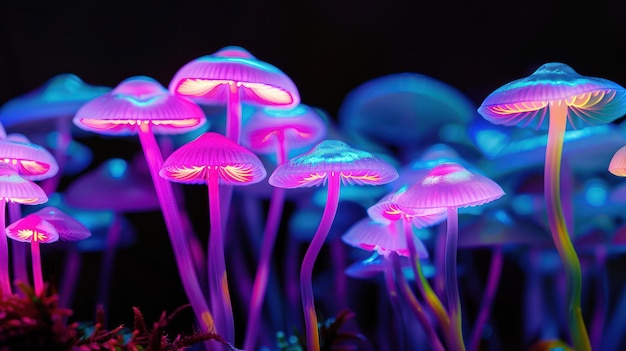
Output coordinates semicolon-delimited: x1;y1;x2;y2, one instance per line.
2;1;626;349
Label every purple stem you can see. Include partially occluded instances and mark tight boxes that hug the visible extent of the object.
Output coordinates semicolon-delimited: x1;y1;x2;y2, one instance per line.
468;246;503;351
96;213;122;309
445;207;466;351
243;186;286;351
0;201;11;295
330;235;349;310
435;224;447;304
9;203;29;291
207;167;235;345
301;172;341;351
285;233;301;326
383;258;405;351
226;83;242;144
137;126;213;331
31;240;43;295
58;246;81;308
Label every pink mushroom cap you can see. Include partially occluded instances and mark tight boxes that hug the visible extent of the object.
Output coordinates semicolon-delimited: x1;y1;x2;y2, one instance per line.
608;145;626;177
31;206;91;242
5;214;59;244
169;46;300;108
73;76;206;136
396;162;504;210
0;134;59;181
342;218;429;258
269;140;399;188
159;132;267;185
367;187;447;227
0;165;48;204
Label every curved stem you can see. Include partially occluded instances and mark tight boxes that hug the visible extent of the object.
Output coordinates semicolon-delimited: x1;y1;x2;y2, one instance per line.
402;219;451;339
392;253;446;351
243;186;286;351
137;126;213;331
207;167;235;344
445;207;466;351
301;172;341;351
544;102;590;351
383;259;405;351
0;201;11;295
31;240;43;295
226;83;242;144
469;246;503;351
9;203;29;291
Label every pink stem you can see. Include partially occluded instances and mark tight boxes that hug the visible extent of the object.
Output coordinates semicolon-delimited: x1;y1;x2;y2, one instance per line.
9;203;29;291
435;224;447;303
0;201;11;295
445;207;466;351
226;83;242;144
137;126;213;330
31;240;43;295
301;172;341;351
243;186;286;351
468;246;503;351
207;167;235;344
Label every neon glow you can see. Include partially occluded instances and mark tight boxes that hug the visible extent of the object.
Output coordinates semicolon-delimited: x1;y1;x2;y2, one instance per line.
78;118;202;130
219;164;255;183
176;79;231;96
340;171;383;185
299;172;327;184
176;79;294;105
16;229;49;242
0;197;41;204
0;159;51;175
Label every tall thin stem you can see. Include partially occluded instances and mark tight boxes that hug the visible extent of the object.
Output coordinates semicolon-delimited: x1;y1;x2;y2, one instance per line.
9;203;28;291
207;167;235;345
226;83;241;144
0;200;11;295
96;213;122;309
301;172;341;351
31;240;43;295
544;101;590;351
469;246;503;351
445;207;466;351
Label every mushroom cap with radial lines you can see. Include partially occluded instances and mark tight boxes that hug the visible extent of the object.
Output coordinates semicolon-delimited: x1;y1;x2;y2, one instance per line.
396;162;504;209
367;186;447;227
31;206;91;242
0;134;59;181
73;76;206;136
341;218;429;258
159;132;267;185
0;165;48;204
269;140;399;188
169;46;300;108
478;62;626;130
5;214;59;244
609;145;626;177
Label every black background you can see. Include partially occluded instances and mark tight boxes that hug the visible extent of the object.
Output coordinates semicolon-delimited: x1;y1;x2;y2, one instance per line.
3;1;626;349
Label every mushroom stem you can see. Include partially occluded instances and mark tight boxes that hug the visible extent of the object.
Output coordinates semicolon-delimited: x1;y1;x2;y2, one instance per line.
544;101;591;351
0;200;11;295
9;203;29;292
207;166;235;345
226;83;242;144
96;213;122;310
301;172;341;351
136;127;214;331
31;240;43;296
445;207;466;351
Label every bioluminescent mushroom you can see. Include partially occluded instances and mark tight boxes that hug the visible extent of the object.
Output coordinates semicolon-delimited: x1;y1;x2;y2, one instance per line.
478;62;626;351
241;103;327;350
5;213;58;295
72;75;213;330
0;164;48;295
160;131;267;345
269;139;398;351
397;162;504;351
169;46;300;143
609;145;626;177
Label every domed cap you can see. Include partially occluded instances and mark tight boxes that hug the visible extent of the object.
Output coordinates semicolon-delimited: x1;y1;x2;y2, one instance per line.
169;46;300;108
478;62;626;130
269;140;398;188
367;187;446;228
0;164;48;204
73;76;206;136
160;132;266;185
341;218;428;258
609;145;626;176
31;206;91;242
396;162;504;209
0;133;59;180
5;213;59;243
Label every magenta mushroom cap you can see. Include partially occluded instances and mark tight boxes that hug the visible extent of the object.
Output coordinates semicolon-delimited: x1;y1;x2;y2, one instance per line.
397;162;504;209
478;62;626;130
73;76;206;136
241;104;327;154
0;165;48;205
6;214;59;243
168;46;300;108
367;187;446;226
269;140;399;188
160;132;267;185
0;133;59;181
342;218;428;258
32;206;91;242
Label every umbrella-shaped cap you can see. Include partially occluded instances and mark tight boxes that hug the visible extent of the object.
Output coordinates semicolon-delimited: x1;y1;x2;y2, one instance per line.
478;62;626;130
609;145;626;177
0;164;48;204
269;140;399;188
73;76;206;136
5;214;59;243
241;104;327;155
160;132;266;185
342;218;428;258
31;206;91;242
0;73;111;127
367;187;446;226
169;46;300;108
0;133;59;180
397;162;504;209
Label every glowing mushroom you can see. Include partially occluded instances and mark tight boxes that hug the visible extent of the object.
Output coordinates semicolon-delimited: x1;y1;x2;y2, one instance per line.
169;46;300;144
269;139;398;351
478;62;626;350
160;131;267;345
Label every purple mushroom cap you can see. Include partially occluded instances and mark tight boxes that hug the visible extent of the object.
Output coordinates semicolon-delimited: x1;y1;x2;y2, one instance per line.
0;164;48;205
6;214;59;244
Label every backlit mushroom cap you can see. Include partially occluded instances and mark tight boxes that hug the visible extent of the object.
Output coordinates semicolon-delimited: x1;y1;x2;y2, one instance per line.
5;214;59;243
0;133;59;180
241;104;327;155
159;132;266;185
73;76;206;136
0;73;111;128
31;206;91;242
169;46;300;108
478;62;626;130
341;218;428;258
0;165;48;204
367;187;446;227
269;140;399;188
397;162;504;209
609;145;626;176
